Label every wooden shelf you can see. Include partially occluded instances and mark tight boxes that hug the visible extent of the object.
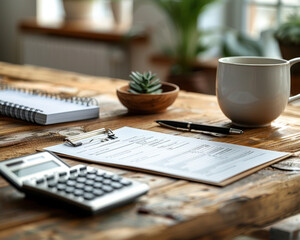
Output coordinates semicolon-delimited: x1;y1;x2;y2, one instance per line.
19;18;148;43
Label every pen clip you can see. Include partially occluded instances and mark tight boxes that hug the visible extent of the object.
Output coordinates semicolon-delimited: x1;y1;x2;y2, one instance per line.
65;128;117;147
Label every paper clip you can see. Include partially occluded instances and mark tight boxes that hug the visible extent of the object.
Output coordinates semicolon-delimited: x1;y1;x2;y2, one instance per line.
65;128;117;147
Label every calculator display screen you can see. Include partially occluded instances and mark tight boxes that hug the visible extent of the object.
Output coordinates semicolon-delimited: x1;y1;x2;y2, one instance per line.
13;161;60;177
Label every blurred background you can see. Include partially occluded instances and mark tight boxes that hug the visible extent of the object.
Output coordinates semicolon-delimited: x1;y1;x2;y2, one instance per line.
0;0;299;95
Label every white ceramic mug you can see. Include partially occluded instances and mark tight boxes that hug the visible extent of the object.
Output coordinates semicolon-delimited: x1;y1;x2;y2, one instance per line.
216;56;300;127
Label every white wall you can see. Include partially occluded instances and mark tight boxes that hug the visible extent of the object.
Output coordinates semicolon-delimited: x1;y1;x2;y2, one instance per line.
0;0;36;63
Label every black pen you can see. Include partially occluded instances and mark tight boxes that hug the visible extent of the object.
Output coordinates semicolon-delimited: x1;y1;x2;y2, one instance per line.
156;120;243;135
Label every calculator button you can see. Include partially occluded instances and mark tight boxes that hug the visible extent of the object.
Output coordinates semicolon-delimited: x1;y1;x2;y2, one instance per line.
58;178;68;183
101;185;113;193
70;169;77;174
59;172;67;177
69;175;77;180
83;193;95;200
66;180;76;186
96;172;105;176
93;182;102;188
95;176;103;182
36;178;45;184
57;184;66;191
120;179;132;186
103;179;112;185
87;168;97;174
103;173;113;179
46;175;55;181
48;181;57;188
92;189;104;196
65;186;75;194
86;174;96;180
85;180;94;186
111;175;121;182
75;183;84;189
111;182;123;189
74;189;84;196
84;186;93;192
79;166;87;171
78;172;87;177
76;177;86;183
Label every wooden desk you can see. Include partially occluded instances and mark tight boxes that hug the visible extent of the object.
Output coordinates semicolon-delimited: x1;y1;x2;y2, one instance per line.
1;62;300;240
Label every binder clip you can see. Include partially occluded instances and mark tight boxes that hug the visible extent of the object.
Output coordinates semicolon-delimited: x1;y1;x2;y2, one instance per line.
65;128;117;147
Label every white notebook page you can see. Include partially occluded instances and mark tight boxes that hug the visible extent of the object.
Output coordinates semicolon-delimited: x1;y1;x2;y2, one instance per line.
1;90;95;114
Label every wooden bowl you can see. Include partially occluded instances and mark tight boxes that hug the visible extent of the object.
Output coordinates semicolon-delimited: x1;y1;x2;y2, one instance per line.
116;82;179;114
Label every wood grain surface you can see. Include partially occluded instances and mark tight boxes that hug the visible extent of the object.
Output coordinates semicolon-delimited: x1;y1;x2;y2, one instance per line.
1;62;300;240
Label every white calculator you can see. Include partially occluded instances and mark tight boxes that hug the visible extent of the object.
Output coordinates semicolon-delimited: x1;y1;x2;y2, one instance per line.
0;151;149;214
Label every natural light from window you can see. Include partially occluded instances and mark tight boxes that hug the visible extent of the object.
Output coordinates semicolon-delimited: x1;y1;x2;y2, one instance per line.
247;0;300;37
37;0;110;23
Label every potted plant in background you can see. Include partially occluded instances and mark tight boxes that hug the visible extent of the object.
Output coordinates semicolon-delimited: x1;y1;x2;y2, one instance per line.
274;13;300;74
117;71;179;113
152;0;217;94
221;29;263;57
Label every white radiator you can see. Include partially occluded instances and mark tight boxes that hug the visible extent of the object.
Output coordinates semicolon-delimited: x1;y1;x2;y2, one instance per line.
20;34;130;79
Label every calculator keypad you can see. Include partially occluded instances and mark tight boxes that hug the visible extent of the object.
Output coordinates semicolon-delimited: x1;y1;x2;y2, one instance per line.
22;165;148;213
43;167;129;198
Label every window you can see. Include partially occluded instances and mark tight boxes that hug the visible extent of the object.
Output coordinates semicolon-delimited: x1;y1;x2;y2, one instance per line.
37;0;111;23
37;0;63;22
246;0;300;37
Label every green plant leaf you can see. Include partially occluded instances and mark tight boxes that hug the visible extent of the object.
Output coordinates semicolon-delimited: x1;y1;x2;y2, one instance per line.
147;83;162;93
149;78;161;87
153;0;217;74
128;89;140;94
275;13;300;45
129;74;142;83
130;82;144;93
131;72;142;81
128;71;162;94
136;72;144;78
129;74;142;84
151;89;163;94
221;30;263;57
146;71;151;79
149;75;156;82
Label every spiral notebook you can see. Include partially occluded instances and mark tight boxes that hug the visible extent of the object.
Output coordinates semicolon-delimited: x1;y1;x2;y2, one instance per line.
0;84;99;125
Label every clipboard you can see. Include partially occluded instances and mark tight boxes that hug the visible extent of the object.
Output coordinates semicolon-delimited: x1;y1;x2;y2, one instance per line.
65;128;117;147
45;127;291;187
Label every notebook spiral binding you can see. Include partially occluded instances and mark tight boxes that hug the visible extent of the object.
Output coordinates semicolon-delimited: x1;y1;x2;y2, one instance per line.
0;84;98;123
0;100;42;123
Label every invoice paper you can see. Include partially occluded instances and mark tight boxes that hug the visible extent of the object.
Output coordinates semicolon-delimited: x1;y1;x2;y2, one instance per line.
45;127;289;186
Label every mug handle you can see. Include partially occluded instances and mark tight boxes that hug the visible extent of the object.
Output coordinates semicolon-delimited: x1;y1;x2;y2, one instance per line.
288;57;300;103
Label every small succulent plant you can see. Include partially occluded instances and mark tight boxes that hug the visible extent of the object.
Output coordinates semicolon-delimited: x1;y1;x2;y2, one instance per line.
128;71;162;94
